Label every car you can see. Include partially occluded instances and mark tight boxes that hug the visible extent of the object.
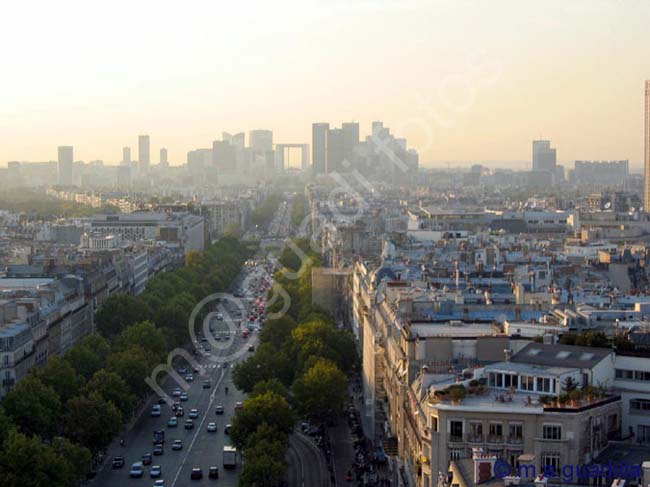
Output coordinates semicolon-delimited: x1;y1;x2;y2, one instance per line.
180;392;189;401
207;422;217;433
151;404;161;417
193;366;200;373
235;401;243;411
153;481;165;487
203;380;211;389
157;397;167;405
167;417;178;427
172;388;182;397
150;465;162;478
112;456;125;469
175;406;184;417
209;466;219;479
185;374;194;382
153;445;164;456
172;439;183;450
248;345;255;352
224;424;232;435
185;419;194;430
142;453;152;465
129;462;144;478
190;468;203;480
189;408;199;419
215;405;224;415
178;366;188;374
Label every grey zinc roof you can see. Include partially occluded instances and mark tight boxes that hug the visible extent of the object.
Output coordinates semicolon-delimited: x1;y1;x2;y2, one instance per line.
511;342;612;369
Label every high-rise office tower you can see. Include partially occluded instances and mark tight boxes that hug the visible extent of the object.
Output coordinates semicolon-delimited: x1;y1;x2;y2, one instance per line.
222;132;245;150
57;146;74;186
532;140;557;172
122;146;131;164
160;148;168;167
138;135;150;172
312;123;329;173
249;130;273;152
212;140;237;173
326;128;345;173
644;81;650;211
342;122;360;162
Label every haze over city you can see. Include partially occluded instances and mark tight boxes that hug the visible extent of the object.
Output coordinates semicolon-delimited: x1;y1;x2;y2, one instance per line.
2;0;650;167
5;2;650;487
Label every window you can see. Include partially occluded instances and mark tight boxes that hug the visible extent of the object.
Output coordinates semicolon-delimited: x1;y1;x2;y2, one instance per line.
469;422;483;438
638;425;650;443
504;374;516;388
536;377;552;393
543;425;562;440
489;423;503;437
509;423;523;440
616;369;634;379
450;421;463;440
542;453;561;474
431;416;439;432
630;399;650;414
521;375;534;391
635;371;650;381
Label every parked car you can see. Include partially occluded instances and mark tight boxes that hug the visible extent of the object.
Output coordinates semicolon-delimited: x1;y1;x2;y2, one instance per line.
224;424;232;435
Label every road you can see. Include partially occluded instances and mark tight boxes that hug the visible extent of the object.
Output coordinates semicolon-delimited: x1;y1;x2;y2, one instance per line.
287;433;330;487
93;262;271;487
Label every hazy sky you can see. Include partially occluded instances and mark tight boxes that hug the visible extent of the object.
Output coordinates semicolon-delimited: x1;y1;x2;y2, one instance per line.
2;0;649;168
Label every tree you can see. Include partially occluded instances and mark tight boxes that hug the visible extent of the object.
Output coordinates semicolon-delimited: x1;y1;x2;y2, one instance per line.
3;376;61;439
51;437;91;482
0;430;76;487
64;333;111;381
107;346;155;398
114;321;167;360
239;453;286;487
95;293;150;338
65;392;122;453
84;369;137;418
36;356;84;403
0;407;15;446
230;392;294;449
259;316;296;349
251;378;290;401
293;359;347;424
232;344;295;392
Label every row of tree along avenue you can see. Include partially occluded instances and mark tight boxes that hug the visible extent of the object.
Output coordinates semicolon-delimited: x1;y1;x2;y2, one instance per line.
0;237;254;487
232;238;358;487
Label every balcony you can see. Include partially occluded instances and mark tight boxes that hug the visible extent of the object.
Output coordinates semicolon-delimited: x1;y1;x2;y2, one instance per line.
506;436;524;445
448;434;464;443
466;435;484;444
487;435;504;444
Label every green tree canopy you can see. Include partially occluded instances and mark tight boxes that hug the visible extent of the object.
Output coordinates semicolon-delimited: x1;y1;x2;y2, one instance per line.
3;376;61;439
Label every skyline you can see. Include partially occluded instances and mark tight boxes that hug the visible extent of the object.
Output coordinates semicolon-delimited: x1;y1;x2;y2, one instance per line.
2;0;650;167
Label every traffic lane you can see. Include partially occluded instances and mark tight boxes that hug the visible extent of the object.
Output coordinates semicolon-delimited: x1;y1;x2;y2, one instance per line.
172;371;246;487
94;339;232;486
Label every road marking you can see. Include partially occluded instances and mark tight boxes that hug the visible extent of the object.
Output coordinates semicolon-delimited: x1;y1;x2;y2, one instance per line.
170;367;226;487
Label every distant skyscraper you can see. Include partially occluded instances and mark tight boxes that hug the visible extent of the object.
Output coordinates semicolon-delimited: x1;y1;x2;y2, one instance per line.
212;140;236;173
312;123;329;173
249;130;273;152
644;81;650;211
342;122;360;162
122;146;131;164
138;135;150;172
160;148;168;167
57;146;74;186
222;132;245;150
326;128;345;173
532;140;556;172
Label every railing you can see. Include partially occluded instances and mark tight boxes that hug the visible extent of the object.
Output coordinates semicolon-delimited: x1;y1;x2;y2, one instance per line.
448;434;464;443
467;435;484;443
487;435;504;443
506;436;524;444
